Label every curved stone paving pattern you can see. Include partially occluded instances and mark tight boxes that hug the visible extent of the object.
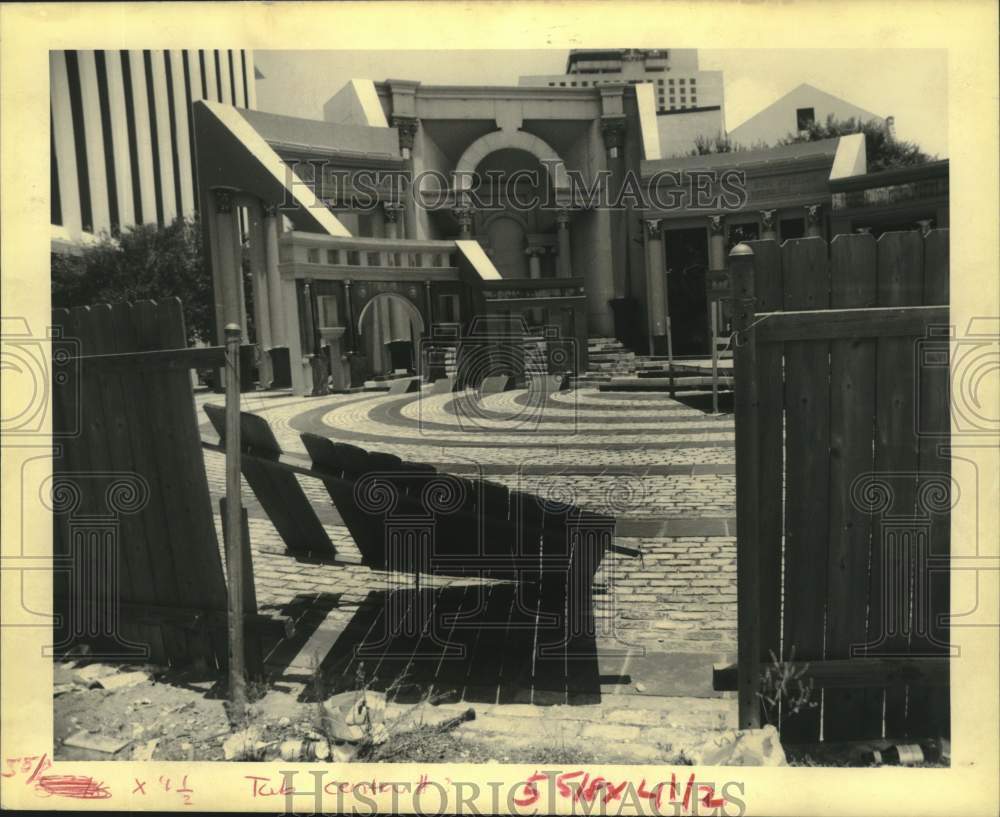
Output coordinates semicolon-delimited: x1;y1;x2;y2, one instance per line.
196;387;737;660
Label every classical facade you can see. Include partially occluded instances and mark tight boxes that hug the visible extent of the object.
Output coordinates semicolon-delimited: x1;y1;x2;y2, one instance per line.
190;73;945;396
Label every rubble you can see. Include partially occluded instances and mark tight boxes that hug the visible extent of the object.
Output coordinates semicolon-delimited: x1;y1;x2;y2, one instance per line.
94;671;152;691
321;690;388;745
222;726;268;760
63;730;131;755
686;724;787;767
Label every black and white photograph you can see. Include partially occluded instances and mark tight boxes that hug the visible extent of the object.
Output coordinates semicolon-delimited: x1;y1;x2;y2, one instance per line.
1;2;997;814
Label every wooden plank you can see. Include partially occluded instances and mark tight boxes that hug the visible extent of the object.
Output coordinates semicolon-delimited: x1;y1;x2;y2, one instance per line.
298;433;386;565
461;582;516;704
389;584;461;704
206;408;336;559
131;299;206;666
319;592;388;694
73;345;228;370
869;231;925;738
563;517;604;705
432;584;487;704
106;302;189;663
748;240;783;691
156;299;230;669
87;304;166;664
63;306;147;659
824;233;880;741
714;657;949;692
219;499;258;610
907;228;951;738
50;309;75;653
779;237;830;743
755;305;948;343
532;505;572;706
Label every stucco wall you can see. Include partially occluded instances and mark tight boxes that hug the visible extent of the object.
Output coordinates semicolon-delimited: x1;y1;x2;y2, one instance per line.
657;108;725;159
729;83;883;149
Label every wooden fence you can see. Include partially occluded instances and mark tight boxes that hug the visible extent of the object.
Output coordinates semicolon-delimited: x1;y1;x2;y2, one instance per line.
719;230;951;744
51;298;270;671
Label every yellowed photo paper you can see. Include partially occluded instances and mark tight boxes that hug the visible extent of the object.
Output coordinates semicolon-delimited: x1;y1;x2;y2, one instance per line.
1;1;997;813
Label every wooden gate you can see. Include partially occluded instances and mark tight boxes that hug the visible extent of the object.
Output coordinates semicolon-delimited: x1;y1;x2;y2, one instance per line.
722;230;951;744
51;298;259;670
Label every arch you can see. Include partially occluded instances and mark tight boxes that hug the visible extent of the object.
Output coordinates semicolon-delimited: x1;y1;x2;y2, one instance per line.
453;130;570;192
355;291;425;337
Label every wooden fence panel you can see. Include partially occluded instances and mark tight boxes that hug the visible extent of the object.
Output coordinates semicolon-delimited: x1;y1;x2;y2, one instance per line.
747;240;783;701
52;299;230;668
908;229;951;737
869;232;926;737
824;234;880;740
779;238;831;742
727;229;950;744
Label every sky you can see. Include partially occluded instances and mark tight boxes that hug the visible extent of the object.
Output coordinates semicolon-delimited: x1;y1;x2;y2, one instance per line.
255;49;949;158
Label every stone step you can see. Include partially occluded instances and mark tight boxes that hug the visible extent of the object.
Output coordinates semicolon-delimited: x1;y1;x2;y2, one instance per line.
599;376;734;392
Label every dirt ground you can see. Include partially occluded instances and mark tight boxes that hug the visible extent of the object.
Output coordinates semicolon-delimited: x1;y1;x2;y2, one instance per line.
53;661;670;765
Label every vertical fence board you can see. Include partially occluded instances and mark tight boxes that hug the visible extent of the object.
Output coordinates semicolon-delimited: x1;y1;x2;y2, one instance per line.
870;231;925;737
748;239;783;694
824;234;879;739
908;228;951;737
50;309;77;653
88;304;165;663
155;298;228;667
779;237;830;742
110;301;190;662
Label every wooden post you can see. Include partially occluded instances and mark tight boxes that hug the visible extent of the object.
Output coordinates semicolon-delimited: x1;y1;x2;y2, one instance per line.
729;242;761;729
224;323;247;712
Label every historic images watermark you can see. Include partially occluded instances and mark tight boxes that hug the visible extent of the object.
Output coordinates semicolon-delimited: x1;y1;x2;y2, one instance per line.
278;161;750;215
267;768;749;815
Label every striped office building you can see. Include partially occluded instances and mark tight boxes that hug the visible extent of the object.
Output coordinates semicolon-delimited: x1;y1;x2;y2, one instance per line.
50;49;258;251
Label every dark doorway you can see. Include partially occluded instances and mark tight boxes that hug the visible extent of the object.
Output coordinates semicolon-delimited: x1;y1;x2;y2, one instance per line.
664;227;710;356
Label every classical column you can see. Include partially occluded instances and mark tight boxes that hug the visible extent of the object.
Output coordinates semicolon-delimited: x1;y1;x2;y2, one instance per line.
454;207;474;240
525;246;543;279
392;116;419;239
760;209;777;241
392;115;418;161
804;204;823;238
263;205;286;347
283;273;310;396
643;219;666;355
556;209;573;278
383;201;403;240
707;215;727;271
247;200;274;387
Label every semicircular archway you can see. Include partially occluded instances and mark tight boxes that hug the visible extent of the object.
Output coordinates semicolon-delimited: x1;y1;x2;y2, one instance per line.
453;130;569;192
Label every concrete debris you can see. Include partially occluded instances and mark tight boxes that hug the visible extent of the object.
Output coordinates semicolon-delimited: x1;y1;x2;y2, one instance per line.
74;664;119;686
322;690;388;744
63;730;131;755
222;726;267;761
94;671;152;691
687;724;787;767
131;739;159;761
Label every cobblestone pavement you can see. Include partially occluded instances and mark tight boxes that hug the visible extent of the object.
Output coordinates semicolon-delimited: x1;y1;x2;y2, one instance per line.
196;385;737;730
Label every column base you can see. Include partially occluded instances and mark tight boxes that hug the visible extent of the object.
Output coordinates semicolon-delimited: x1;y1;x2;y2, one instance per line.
267;347;291;389
651;334;671;358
